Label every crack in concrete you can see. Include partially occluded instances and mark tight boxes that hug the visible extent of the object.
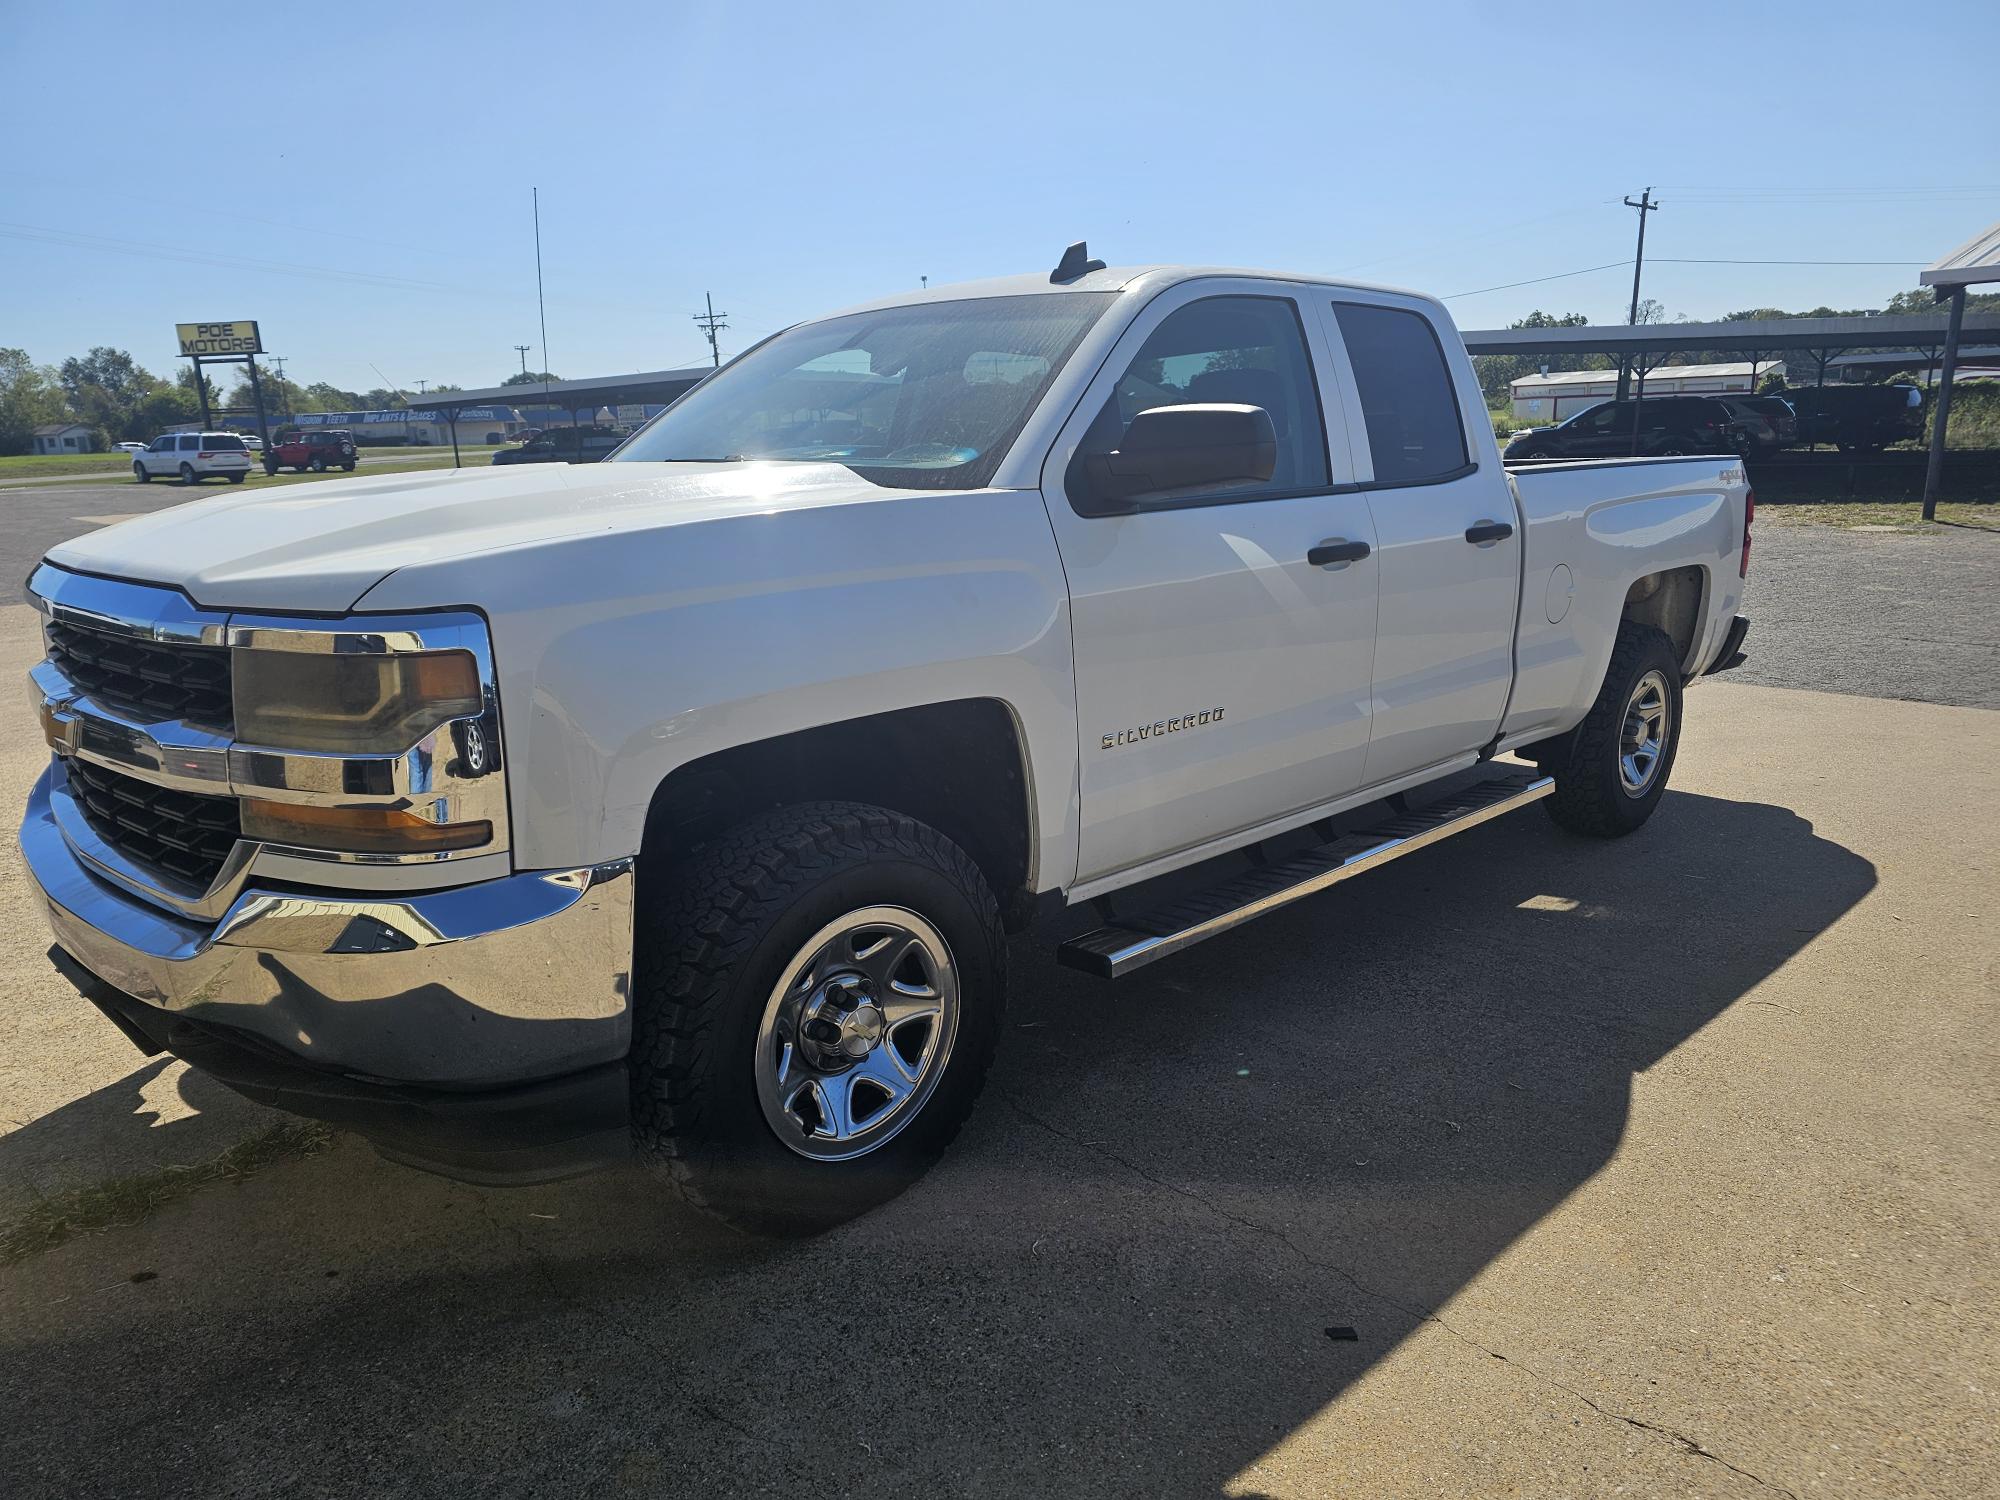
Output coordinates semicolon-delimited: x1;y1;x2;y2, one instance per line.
1001;1091;1800;1500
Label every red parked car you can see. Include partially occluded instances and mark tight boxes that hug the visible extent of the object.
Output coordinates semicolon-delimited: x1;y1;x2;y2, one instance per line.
265;428;358;475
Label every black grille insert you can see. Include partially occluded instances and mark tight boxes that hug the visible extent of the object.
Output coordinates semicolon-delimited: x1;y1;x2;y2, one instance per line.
46;619;233;728
64;757;242;889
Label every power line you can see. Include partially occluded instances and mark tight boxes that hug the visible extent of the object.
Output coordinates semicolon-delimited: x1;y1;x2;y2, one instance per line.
1617;188;1662;405
1442;261;1631;300
1652;257;1927;267
0;221;449;291
693;292;730;368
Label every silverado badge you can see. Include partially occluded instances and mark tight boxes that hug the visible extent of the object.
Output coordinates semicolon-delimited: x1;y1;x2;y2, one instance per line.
1102;708;1225;751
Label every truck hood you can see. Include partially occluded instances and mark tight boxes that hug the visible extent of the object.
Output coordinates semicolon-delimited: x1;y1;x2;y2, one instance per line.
45;461;913;613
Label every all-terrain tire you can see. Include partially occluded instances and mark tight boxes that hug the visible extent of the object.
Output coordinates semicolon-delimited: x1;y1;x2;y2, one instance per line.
630;800;1005;1236
1540;622;1683;838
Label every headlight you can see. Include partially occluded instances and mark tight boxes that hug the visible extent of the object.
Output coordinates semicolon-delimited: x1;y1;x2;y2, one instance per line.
232;649;482;754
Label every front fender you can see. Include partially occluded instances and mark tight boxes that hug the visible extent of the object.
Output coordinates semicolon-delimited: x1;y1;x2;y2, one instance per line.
361;487;1080;880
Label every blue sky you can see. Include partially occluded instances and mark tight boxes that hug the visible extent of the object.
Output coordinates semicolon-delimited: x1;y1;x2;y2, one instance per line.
4;0;1994;393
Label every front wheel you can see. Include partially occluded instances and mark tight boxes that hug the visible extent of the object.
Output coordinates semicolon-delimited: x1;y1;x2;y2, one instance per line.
1539;622;1683;838
310;455;326;472
133;462;150;483
630;800;1004;1236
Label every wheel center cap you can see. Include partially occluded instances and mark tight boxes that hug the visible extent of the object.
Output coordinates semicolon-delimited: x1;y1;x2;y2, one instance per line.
840;1003;885;1058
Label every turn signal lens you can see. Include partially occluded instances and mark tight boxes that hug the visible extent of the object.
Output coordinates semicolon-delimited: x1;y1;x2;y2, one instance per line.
233;649;481;754
241;798;491;854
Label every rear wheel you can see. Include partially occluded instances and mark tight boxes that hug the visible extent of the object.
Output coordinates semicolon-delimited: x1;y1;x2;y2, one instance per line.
1539;622;1682;838
178;462;197;485
630;800;1004;1237
342;460;356;471
227;472;245;484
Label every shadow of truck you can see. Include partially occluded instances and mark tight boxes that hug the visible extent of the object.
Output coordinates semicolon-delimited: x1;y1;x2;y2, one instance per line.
0;790;1874;1498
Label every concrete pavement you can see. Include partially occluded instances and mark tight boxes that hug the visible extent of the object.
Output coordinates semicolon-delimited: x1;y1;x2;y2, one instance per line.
1;679;1994;1498
0;493;1994;1496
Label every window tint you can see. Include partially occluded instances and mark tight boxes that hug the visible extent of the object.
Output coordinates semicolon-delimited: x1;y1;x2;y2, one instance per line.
149;435;174;451
178;435;200;451
1075;295;1328;504
1333;303;1469;485
204;434;245;451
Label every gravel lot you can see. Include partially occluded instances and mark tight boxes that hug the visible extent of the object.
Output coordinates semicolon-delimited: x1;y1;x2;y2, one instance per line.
1740;515;2000;707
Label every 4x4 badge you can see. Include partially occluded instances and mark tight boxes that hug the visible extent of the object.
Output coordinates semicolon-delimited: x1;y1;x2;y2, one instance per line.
1101;708;1224;751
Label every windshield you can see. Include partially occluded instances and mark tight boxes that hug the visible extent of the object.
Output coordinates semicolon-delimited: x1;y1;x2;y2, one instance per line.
615;292;1115;488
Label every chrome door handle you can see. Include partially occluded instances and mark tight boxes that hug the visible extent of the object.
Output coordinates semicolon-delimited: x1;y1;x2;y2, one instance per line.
1308;539;1371;567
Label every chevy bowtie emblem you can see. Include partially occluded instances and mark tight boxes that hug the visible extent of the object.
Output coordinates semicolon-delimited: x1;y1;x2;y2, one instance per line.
1101;707;1225;751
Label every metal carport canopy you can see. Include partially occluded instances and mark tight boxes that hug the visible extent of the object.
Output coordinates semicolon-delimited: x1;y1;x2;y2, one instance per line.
1917;220;2000;517
419;366;713;467
1459;311;2000;358
422;366;714;416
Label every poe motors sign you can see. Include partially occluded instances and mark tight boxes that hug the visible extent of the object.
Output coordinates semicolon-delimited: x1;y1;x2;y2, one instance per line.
176;320;262;357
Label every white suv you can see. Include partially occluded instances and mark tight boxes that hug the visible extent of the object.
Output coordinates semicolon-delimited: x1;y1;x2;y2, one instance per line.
132;432;252;485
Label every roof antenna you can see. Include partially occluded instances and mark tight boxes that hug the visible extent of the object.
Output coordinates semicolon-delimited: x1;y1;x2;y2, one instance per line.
1050;240;1105;284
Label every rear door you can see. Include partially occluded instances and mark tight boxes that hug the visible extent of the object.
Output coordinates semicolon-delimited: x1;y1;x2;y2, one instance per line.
1316;295;1522;785
1044;279;1380;886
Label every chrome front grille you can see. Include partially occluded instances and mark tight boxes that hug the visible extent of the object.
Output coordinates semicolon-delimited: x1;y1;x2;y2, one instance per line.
45;619;233;728
63;756;242;888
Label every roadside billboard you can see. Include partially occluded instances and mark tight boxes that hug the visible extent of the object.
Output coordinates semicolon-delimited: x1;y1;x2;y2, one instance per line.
176;321;262;357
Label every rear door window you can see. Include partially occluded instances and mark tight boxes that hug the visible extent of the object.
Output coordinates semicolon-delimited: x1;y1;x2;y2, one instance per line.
1331;303;1470;486
177;435;199;451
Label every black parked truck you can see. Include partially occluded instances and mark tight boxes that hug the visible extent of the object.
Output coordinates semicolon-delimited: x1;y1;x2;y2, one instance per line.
1503;396;1742;461
1781;384;1925;454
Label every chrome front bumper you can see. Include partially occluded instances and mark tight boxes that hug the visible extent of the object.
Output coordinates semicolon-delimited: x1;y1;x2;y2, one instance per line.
22;765;635;1087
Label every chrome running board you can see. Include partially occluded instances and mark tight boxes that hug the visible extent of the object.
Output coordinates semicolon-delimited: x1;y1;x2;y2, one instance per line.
1057;770;1554;979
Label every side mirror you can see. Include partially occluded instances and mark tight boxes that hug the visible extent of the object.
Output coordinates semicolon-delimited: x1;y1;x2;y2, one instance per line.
1074;403;1277;515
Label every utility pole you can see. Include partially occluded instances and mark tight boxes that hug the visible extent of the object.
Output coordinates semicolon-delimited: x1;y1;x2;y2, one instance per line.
1615;187;1659;403
693;292;730;368
415;379;429;397
269;355;290;421
514;344;532;377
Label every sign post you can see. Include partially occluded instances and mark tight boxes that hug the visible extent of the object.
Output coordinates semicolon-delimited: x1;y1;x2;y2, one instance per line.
175;320;272;460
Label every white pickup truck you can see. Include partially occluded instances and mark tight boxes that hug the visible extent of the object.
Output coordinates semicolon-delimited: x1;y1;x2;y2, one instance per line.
21;248;1751;1234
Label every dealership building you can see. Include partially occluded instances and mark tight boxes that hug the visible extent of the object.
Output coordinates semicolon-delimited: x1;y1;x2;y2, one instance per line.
284;406;530;444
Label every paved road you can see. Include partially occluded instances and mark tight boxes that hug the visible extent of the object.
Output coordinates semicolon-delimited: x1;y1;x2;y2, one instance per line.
2;683;1994;1498
1;492;1996;1496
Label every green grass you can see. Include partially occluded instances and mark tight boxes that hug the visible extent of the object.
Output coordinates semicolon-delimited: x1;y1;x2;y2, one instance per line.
1758;500;1998;533
1;444;506;482
0;451;143;477
0;1119;334;1264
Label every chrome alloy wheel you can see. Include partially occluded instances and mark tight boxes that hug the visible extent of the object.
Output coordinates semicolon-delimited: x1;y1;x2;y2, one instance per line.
754;906;960;1161
1619;669;1672;797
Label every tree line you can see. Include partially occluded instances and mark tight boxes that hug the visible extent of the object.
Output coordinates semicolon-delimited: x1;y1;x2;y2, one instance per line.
0;348;564;455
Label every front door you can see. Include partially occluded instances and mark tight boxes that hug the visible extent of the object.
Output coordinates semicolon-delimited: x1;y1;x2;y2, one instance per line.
1043;281;1380;887
1314;295;1522;784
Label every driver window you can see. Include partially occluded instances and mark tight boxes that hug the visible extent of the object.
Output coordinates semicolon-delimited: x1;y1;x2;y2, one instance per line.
1075;295;1330;503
